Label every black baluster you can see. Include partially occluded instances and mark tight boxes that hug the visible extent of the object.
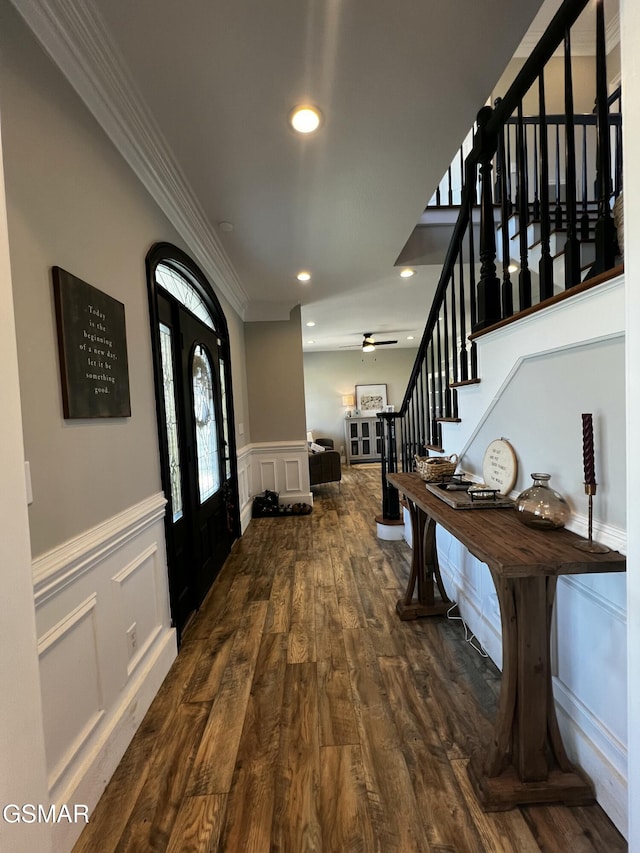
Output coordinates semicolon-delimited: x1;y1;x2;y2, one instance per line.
416;361;425;454
401;417;408;472
615;114;623;199
474;106;502;330
497;120;514;317
472;122;479;207
564;28;581;288
411;396;418;460
448;165;453;206
494;105;503;206
539;70;554;300
580;124;590;240
467;182;478;379
436;184;442;207
380;413;401;520
419;359;429;455
506;123;513;216
436;320;444;422
591;0;616;276
458;249;469;381
554;124;563;230
517;103;532;309
532;123;540;221
450;260;459;388
459;146;465;207
442;289;451;418
429;338;438;445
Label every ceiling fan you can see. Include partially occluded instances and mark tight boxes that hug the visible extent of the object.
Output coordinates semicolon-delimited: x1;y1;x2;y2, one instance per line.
339;332;400;351
361;332;398;352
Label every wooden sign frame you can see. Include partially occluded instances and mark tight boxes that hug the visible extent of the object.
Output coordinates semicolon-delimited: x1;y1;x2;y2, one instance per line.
52;267;131;418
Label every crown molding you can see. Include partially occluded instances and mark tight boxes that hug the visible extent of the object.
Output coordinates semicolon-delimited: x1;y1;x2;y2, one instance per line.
11;0;249;318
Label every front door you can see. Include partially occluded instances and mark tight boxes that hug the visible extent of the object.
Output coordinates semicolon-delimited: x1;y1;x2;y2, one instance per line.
179;306;234;605
154;270;237;639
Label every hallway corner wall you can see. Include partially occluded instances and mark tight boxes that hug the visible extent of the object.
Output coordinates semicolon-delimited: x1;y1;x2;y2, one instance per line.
0;7;245;849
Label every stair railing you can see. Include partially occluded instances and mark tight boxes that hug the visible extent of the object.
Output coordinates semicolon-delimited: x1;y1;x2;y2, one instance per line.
386;0;622;482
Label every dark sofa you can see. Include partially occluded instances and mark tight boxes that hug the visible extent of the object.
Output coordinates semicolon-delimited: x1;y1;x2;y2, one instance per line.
308;438;341;488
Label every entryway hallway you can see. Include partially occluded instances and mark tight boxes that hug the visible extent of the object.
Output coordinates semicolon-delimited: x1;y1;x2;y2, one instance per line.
72;466;625;852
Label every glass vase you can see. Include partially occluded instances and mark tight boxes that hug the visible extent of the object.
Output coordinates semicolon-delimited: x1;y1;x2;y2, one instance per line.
515;473;570;529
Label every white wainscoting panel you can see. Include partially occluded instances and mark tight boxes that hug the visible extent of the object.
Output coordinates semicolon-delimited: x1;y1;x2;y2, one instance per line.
259;458;278;492
112;544;164;678
38;595;104;792
247;441;312;509
32;493;176;853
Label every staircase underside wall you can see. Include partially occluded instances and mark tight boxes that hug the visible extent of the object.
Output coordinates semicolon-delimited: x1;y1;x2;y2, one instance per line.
427;275;627;835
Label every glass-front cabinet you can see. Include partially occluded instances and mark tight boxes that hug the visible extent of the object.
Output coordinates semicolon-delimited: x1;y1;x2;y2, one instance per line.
344;416;383;464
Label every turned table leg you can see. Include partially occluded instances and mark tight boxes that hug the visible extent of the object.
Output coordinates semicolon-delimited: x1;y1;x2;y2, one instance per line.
467;573;595;810
396;499;452;620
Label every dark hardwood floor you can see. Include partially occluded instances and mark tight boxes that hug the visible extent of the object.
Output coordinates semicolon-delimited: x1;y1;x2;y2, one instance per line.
72;465;626;852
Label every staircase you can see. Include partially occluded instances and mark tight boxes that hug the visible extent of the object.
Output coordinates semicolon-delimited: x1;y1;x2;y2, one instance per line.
376;3;628;832
386;0;623;475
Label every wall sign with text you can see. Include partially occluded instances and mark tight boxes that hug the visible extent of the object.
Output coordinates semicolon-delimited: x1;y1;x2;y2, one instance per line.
52;267;131;418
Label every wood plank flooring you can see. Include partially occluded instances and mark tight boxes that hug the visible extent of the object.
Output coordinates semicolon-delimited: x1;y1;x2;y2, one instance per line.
73;465;626;852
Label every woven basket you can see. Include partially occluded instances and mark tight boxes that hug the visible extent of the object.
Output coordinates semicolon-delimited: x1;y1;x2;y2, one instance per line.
414;453;458;482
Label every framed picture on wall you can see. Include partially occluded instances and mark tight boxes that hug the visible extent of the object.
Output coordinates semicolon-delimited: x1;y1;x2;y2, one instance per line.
355;384;387;416
52;266;131;418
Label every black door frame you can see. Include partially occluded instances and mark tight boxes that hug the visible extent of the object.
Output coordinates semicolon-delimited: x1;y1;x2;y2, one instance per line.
145;243;240;641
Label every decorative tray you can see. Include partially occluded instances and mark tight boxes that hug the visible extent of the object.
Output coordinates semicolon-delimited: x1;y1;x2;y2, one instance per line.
425;480;515;510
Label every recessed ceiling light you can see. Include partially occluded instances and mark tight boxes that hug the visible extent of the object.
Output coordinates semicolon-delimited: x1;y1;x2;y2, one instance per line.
297;271;311;282
407;335;415;340
307;340;315;344
400;268;415;278
218;221;234;232
508;263;519;273
290;105;322;134
306;321;316;327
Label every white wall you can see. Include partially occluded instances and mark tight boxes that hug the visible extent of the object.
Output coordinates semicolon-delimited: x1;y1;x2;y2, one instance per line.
303;347;417;453
0;100;52;853
620;0;640;849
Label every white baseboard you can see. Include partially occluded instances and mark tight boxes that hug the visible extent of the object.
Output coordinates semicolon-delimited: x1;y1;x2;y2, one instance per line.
553;678;628;838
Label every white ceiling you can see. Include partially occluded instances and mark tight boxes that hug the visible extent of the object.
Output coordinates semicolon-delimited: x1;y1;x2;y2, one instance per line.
18;0;563;351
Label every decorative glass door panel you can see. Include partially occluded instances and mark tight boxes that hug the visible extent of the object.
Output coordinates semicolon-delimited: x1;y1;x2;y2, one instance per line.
218;356;231;479
192;344;220;503
159;322;183;522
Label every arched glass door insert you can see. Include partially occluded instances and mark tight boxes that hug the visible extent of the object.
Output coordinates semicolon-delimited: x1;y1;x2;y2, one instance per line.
192;344;221;502
146;244;239;641
156;262;215;330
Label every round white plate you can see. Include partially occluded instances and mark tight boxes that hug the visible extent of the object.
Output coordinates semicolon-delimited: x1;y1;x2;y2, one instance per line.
482;439;518;495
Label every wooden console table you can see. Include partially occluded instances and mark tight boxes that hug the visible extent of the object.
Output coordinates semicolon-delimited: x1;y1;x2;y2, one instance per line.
388;472;626;811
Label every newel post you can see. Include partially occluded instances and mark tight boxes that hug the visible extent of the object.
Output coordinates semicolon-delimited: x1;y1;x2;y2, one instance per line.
474;106;502;331
378;412;401;521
